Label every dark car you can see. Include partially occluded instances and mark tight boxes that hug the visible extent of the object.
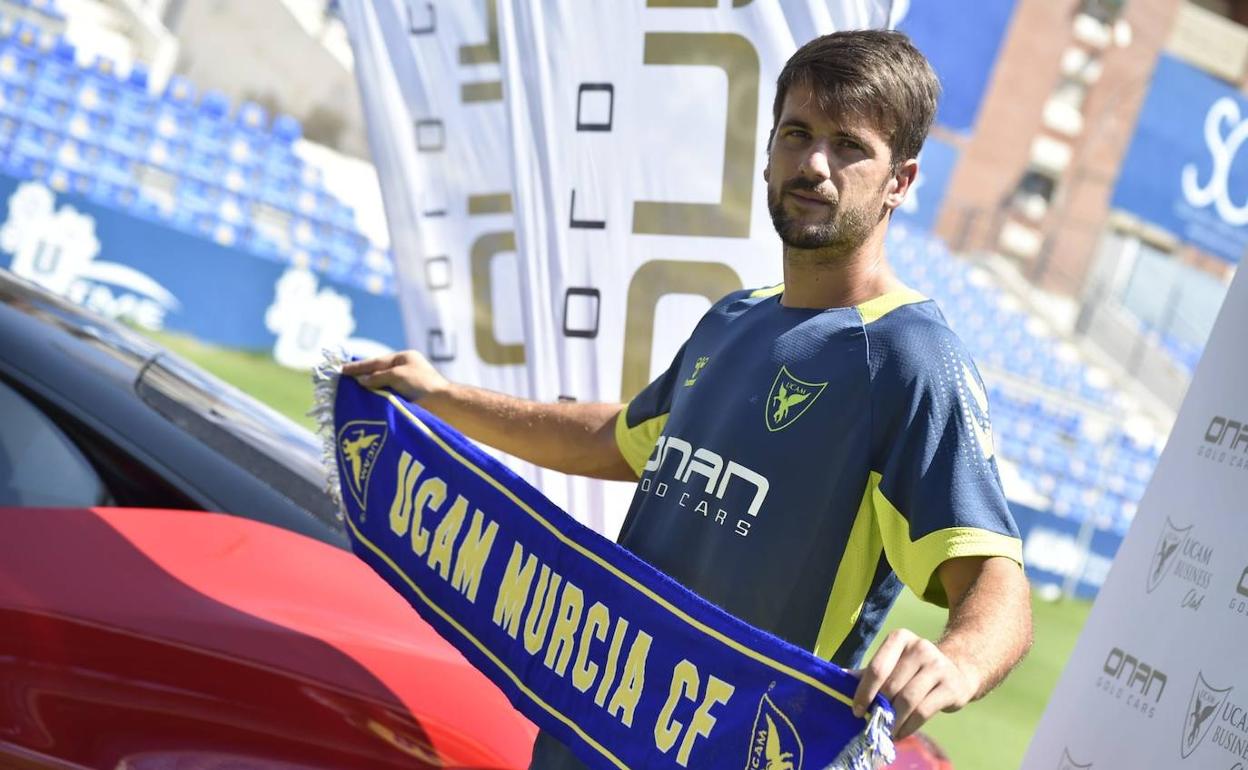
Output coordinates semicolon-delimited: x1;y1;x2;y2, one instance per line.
0;267;537;768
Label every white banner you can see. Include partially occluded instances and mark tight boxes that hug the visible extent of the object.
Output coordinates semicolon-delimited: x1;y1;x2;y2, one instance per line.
1021;265;1247;769
497;0;892;533
342;0;529;401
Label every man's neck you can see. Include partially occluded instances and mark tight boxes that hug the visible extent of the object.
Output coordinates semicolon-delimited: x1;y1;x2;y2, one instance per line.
778;225;904;309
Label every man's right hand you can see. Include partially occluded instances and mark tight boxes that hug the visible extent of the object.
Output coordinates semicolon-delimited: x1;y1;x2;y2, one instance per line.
342;351;450;402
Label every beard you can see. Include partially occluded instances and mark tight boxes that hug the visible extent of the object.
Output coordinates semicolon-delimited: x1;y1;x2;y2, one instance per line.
767;177;884;256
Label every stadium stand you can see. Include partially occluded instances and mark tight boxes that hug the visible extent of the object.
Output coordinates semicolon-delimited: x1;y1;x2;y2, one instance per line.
0;11;396;295
888;223;1162;535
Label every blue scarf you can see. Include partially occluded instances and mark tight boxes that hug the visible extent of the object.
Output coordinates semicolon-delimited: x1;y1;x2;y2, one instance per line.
314;360;895;770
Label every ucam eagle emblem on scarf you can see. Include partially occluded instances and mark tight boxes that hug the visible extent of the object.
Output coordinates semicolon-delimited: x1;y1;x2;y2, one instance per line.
314;354;896;770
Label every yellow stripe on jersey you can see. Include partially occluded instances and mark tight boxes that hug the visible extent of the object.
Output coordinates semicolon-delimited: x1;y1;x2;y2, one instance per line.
614;407;669;478
856;288;929;324
750;284;785;298
872;473;1024;606
813;471;1024;656
813;482;885;660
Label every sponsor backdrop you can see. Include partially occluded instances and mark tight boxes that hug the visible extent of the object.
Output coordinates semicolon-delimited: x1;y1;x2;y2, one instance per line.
1112;54;1248;264
0;176;405;368
1021;264;1248;768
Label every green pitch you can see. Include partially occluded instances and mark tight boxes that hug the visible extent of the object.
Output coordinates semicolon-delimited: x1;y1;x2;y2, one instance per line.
147;329;1094;770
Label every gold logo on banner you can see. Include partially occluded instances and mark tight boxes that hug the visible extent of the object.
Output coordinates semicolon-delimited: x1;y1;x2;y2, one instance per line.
338;420;388;510
745;693;802;770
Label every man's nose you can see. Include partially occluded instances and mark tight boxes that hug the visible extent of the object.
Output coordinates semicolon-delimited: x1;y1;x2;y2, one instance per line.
798;145;831;182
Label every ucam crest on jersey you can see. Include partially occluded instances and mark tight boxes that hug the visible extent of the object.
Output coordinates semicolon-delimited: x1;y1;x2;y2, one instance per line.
0;181;179;328
765;366;828;432
265;267;393;370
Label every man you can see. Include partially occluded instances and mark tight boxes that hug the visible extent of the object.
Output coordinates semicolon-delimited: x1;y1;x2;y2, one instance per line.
346;29;1032;769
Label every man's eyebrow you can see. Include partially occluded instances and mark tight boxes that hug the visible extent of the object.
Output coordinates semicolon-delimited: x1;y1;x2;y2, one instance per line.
777;118;813;131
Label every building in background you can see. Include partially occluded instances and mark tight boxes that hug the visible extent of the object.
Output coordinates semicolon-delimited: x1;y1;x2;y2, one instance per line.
929;0;1243;408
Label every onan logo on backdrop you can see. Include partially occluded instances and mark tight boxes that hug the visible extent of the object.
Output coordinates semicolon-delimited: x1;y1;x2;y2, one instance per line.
1230;565;1248;623
1146;517;1213;611
1200;415;1248;472
640;434;769;537
1094;646;1167;719
1179;671;1248;763
0;181;179;328
1182;97;1248;227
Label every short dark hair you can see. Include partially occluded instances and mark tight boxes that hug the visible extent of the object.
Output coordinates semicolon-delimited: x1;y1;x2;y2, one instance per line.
771;30;940;169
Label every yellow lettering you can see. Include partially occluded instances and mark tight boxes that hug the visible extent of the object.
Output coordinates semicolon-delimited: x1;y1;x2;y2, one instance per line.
493;542;537;638
543;580;585;676
408;476;445;557
655;659;699;756
607;630;651;728
594;617;629;708
387;452;424;536
450;509;498;603
572;601;610;693
426;493;467;578
677;674;735;766
522;565;562;655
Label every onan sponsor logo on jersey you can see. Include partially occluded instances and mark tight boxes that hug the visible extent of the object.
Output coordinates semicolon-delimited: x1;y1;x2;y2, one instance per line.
1199;415;1248;473
337;420;388;510
0;181;180;329
1094;646;1167;720
1057;748;1092;770
1179;672;1237;761
765;366;827;432
745;693;802;770
640;434;769;537
1146;517;1213;610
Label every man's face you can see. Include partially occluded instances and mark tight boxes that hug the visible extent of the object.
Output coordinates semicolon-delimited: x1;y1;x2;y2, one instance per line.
765;83;907;254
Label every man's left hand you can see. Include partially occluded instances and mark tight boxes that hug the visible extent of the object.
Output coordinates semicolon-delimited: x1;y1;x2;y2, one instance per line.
851;628;979;739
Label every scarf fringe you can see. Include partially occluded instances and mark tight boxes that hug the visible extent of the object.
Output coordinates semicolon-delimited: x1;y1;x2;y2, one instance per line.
822;707;896;770
310;349;349;520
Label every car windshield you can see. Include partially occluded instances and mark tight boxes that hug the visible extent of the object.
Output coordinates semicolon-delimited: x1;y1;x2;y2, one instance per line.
135;353;341;526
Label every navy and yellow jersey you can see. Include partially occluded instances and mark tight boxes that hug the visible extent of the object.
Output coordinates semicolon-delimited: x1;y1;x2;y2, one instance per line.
613;285;1023;668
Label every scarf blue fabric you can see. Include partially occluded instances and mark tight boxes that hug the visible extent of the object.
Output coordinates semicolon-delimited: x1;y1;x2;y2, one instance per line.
315;363;895;770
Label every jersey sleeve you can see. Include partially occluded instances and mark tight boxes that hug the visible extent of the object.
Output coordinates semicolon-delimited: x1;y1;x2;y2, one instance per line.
614;342;687;477
868;325;1023;607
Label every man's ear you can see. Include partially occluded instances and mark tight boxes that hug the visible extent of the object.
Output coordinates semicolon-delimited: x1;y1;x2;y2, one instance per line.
884;158;919;211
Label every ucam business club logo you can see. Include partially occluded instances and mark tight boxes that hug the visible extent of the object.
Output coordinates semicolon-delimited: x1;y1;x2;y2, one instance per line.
1199;414;1248;474
1179;671;1248;764
0;181;180;328
1146;517;1214;611
1094;646;1167;720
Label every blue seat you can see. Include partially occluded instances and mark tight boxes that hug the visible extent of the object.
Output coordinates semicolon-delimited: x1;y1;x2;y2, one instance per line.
234;100;267;133
271;113;301;144
162;75;194;105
